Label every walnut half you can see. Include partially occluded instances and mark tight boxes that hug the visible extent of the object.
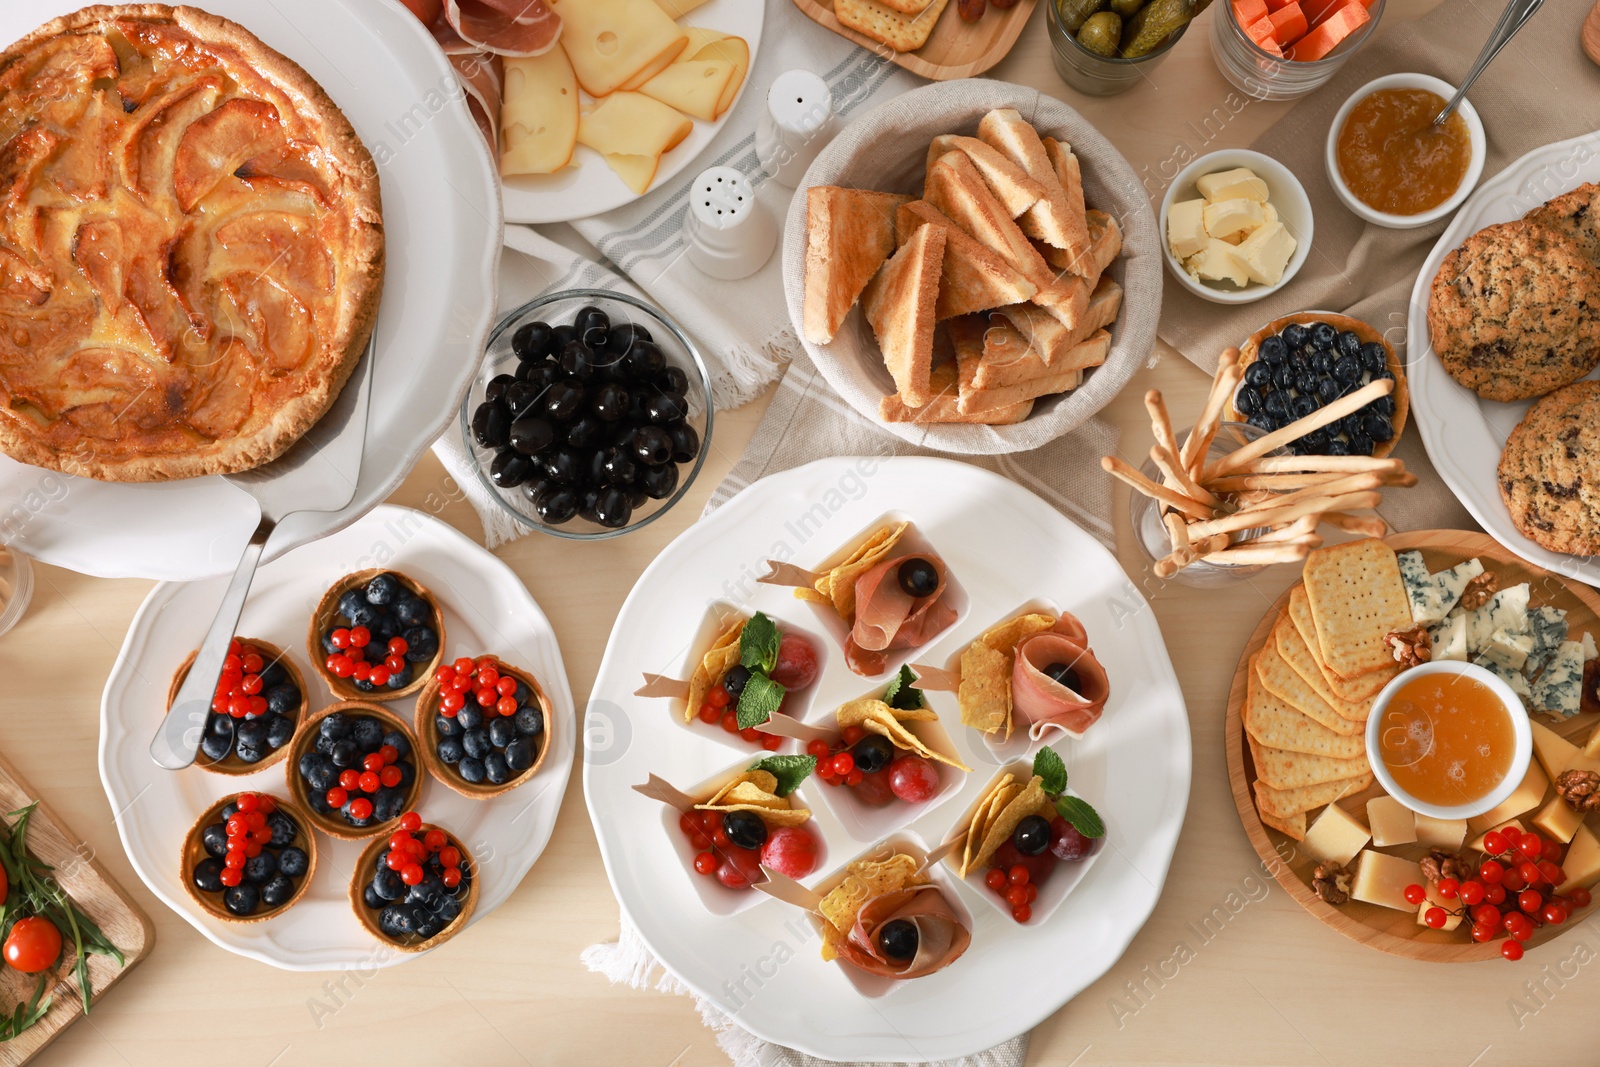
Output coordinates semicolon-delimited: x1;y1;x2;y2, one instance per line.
1456;572;1499;612
1384;624;1432;667
1312;861;1351;905
1556;769;1600;813
1420;848;1472;884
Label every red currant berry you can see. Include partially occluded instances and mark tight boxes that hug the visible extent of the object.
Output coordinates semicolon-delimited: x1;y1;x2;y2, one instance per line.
235;794;259;814
720;711;739;733
348;798;373;820
441;691;465;713
1423;906;1447;929
224;852;246;870
1480;860;1504;884
496;677;517;697
1459;880;1486;906
349;626;371;648
1502;940;1525;961
1437;878;1459;899
352;662;372;682
708;686;730;709
693;851;717;875
698;704;720;725
400;864;424;886
986;869;1008;891
240;674;263;695
453;657;475;675
496;696;518;718
806;740;831;758
1543;902;1568;925
438;846;461;869
380;766;402;788
378;744;399;765
326;787;348;808
220;867;242;887
389;637;410;657
1008;864;1029;887
331;629;352;649
226;815;248;836
435;665;456;685
841;725;866;746
1570;887;1592;908
423;829;447;852
399;811;422;833
441;867;462;888
1403;883;1426;905
339;769;360;790
1011;904;1032;923
359;771;381;793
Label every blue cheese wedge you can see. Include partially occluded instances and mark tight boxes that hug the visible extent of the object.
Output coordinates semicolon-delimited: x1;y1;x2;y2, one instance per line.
1482;628;1535;671
1429;613;1468;662
1399;553;1484;626
1432;558;1484;620
1467;584;1530;655
1475;654;1533;709
1533;641;1585;719
1526;606;1569;676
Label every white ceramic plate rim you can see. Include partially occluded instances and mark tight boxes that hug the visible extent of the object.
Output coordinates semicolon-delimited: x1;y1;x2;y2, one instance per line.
99;506;575;970
583;456;1191;1061
498;0;763;224
1406;130;1600;585
0;0;502;581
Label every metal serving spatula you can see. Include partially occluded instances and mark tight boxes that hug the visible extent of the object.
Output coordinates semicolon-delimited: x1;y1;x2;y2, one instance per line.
148;331;377;770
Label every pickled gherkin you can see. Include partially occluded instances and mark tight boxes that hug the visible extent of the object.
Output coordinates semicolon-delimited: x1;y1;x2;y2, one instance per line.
1120;0;1192;56
1055;0;1108;34
1076;11;1123;55
1108;0;1143;18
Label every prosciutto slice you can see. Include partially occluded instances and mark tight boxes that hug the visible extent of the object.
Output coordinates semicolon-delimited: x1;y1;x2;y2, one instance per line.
843;555;956;674
833;885;970;980
443;0;562;57
447;51;504;149
1010;613;1110;738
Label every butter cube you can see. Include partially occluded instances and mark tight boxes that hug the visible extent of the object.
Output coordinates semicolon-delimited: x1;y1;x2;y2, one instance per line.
1414;814;1467;850
1302;802;1370;867
1186;239;1251;288
1202;197;1264;241
1352;849;1422;912
1557;825;1600;896
1166;198;1208;259
1237;220;1298;286
1366;796;1416;848
1531;795;1584;844
1415;881;1463;931
1197;166;1270;203
1263;201;1279;225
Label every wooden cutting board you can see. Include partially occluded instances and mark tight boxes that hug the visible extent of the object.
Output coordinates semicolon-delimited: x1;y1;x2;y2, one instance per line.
0;750;152;1065
790;0;1041;80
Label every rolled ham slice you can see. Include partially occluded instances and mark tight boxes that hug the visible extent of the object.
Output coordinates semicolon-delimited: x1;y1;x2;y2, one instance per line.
833;885;970;980
843;555;956;674
443;0;561;57
1011;614;1110;738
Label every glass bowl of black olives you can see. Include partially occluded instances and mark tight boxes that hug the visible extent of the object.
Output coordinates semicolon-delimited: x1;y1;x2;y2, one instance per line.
461;290;713;538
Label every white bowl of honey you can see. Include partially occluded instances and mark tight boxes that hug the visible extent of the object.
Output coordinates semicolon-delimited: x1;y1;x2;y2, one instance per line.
1365;661;1531;820
1325;73;1485;229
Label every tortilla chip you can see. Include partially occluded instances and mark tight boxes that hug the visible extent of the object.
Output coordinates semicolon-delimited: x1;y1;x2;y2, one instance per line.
960;774;1017;878
695;771;812;826
702;770;779;804
979;613;1055;656
837;697;937;727
809;522;908;622
684;617;747;723
972;777;1047;875
818;853;924;937
958;640;1012;738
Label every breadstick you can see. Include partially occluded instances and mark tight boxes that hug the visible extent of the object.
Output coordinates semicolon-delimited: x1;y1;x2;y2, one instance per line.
1102;456;1213;519
1204;379;1395;479
1222;454;1405;475
1234;515;1319;546
1199;543;1312;567
1185;490;1383;541
1180;351;1241;476
1204;471;1348;493
1163;510;1191;555
1151;445;1220;508
1145;390;1182;467
1232;469;1416;513
1320;511;1389;538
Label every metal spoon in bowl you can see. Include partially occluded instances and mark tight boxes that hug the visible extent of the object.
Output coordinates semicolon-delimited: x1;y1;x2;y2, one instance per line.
1433;0;1544;126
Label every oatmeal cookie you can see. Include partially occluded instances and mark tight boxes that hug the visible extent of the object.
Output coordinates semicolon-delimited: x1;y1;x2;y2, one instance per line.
1498;381;1600;556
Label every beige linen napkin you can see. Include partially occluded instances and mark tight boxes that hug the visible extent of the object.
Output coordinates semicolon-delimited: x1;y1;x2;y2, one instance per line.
1157;0;1600;532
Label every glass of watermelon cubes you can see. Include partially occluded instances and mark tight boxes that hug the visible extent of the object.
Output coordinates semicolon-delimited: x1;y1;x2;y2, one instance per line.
1211;0;1384;99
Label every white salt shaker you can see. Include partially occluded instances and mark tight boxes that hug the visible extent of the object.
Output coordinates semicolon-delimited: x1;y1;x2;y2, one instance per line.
683;166;776;280
755;70;835;188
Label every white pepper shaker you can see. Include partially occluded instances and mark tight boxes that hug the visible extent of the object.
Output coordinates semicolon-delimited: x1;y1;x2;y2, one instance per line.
755;70;835;188
683;166;776;280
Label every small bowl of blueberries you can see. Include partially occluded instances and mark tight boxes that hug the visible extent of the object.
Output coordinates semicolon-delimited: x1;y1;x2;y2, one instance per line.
461;289;713;538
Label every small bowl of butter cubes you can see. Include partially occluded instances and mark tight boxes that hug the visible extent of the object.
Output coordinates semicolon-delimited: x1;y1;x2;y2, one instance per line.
1160;149;1313;304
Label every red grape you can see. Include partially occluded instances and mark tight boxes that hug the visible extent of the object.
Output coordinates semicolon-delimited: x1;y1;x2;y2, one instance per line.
887;755;938;803
851;769;897;808
1049;816;1097;862
769;634;820;690
760;826;819;879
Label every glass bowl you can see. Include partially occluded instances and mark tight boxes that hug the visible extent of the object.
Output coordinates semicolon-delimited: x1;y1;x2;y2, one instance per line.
1047;0;1192;97
458;289;714;540
1210;0;1385;101
0;544;33;639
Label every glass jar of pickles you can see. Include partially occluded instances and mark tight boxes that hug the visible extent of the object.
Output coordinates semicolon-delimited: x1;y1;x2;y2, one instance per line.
1047;0;1194;96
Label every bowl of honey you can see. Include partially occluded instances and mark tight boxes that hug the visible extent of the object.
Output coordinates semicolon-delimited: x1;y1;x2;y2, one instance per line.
1325;73;1485;229
1365;661;1531;820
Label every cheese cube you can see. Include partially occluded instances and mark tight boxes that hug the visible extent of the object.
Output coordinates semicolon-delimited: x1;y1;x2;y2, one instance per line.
1351;849;1422;911
1366;796;1416;848
1237;220;1297;285
1196;166;1270;203
1557;825;1600;897
1202;198;1265;241
1466;762;1549;834
1415;881;1463;931
1526;606;1568;675
1531;795;1584;844
1468;819;1526;852
1186;239;1251;288
1482;628;1535;671
1302;802;1370;867
1166;198;1209;259
1531;720;1579;780
1586;724;1600;760
1263;201;1279;225
1431;614;1468;662
1414;813;1467;850
1533;640;1585;719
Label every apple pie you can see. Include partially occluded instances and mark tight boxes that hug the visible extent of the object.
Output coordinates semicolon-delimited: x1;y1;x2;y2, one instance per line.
0;4;384;481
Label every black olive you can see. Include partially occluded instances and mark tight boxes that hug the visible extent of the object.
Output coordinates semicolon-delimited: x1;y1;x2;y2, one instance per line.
534;485;579;525
601;450;637;487
658;366;689;395
504;380;540;418
512;321;554;361
544;380;586;421
723;810;768;850
471;402;511;449
594;486;633;529
559;340;595;381
631;425;673;466
592;382;631;422
606;322;652;354
522;361;562;388
878;919;919;961
723;664;751;697
579;487;602;522
551;323;577;348
490;450;533;488
576;306;610;336
565;414;606;449
641;463;678;500
1012;814;1051;856
898;558;938;597
1044;661;1081;689
625;341;666;378
484;374;517;404
509;416;556;455
587;448;609;487
1258;335;1287;364
646;392;687;425
542;447;586;486
519;474;548;504
668;423;700;463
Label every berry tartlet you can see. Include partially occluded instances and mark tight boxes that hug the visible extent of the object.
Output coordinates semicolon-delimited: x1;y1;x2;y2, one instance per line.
183;792;317;922
287;703;422;840
351;811;478;952
167;638;307;775
415;656;551;798
309;570;446;701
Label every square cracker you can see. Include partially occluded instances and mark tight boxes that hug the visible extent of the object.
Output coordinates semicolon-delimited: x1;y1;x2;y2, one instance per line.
1272;612;1370;723
1302;539;1413;680
834;0;952;51
1247;733;1369;791
1288;585;1396;702
1256;801;1306;841
1253;774;1373;818
1254;639;1360;736
1243;670;1366;760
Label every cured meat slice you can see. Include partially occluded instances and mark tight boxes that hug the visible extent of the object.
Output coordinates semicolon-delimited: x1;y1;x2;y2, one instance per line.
1010;615;1110;737
443;0;561;57
832;885;970;979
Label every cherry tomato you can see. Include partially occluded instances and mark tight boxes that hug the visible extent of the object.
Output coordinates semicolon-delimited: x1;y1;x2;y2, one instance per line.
3;917;61;974
768;633;820;690
760;826;819;880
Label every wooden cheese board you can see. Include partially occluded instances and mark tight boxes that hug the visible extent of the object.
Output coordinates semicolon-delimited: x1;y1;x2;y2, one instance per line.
0;749;152;1064
1225;530;1600;962
789;0;1040;80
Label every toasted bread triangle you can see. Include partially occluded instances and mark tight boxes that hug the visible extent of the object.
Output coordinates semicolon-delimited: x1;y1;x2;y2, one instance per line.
923;151;1052;289
895;200;1038;319
1040;136;1095;273
878;359;1033;424
924;134;1044;218
977;110;1089;258
803;187;912;344
863;222;945;408
1040;208;1122;281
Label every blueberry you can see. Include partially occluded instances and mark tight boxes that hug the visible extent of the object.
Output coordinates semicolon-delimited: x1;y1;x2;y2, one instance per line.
200;728;233;763
1363;413;1394;442
1234;386;1261;416
264;684;301;718
595;487;633;528
1360;341;1388;372
202;823;229;858
1300;427;1330;452
371;613;401;644
1263;390;1290;419
1326;438;1351;456
484;753;510;785
365;574;400;607
641;464;678;500
278;846;309;878
1369;363;1394;382
331;739;360;769
193;858;225;893
1282;323;1309;348
1332;354;1363;383
224;884;260;917
505;736;536;772
463;728;492;760
394;596;431;628
1291;394;1317;419
1368;395;1395;417
1310;322;1337;350
1348;432;1375;456
309;791;333;815
457;704;484;732
1258;336;1287;364
458;757;486;784
372;787;407;823
320;631;340;657
307;757;338;793
362;883;385;910
403;626;439;664
380;730;410;760
489;718;517;749
353;718;384;751
565;414;606;449
490;449;534;488
433;895;463;926
1316;378;1342;405
242;850;277;884
259;660;287;688
378;905;415;938
1247;410;1273;432
435;714;461;739
437;736;465;764
472;401;511;449
265;874;299;908
386;665;413;690
1243;361;1272;389
1310;350;1334;375
1335;331;1362;359
235;741;265;764
513;705;544;737
1268;362;1293;390
1294;372;1319;396
337;590;368;622
374;865;405;901
236;718;266;749
512;321;554;361
267;811;299;848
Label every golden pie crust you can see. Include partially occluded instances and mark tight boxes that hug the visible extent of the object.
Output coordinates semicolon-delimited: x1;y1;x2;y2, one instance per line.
0;4;383;481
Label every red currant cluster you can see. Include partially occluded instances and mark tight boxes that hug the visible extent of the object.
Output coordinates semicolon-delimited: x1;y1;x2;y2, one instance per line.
213;640;271;718
985;864;1039;924
219;793;276;889
385;812;465;889
325;627;410;689
434;657;521;719
1404;824;1592;962
805;729;939;806
809;731;867;787
324;744;404;819
675;809;818;888
696;684;783;750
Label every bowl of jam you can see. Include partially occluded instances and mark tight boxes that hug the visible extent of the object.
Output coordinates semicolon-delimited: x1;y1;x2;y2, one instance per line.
1325;72;1485;229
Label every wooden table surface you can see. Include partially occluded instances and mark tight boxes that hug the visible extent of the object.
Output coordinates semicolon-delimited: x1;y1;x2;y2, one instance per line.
9;1;1598;1064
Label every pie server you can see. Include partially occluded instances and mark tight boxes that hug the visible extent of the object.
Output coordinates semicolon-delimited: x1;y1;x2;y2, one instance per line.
149;330;377;770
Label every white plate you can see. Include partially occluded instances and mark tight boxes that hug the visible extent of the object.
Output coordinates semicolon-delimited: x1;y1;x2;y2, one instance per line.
1406;131;1600;585
499;0;763;224
0;0;501;581
584;457;1190;1061
100;506;575;970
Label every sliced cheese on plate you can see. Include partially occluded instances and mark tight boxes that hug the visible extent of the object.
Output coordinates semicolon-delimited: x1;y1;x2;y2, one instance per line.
500;49;580;177
638;59;735;123
554;0;689;97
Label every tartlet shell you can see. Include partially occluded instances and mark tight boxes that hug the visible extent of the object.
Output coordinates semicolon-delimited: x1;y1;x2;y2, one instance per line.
307;569;446;701
349;823;479;953
284;701;423;841
166;637;309;777
414;657;554;800
181;791;318;924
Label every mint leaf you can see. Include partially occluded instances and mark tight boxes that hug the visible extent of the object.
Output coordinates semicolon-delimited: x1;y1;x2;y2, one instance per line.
1033;747;1068;797
736;672;786;729
748;755;816;797
883;664;924;710
739;612;781;674
1054;795;1105;839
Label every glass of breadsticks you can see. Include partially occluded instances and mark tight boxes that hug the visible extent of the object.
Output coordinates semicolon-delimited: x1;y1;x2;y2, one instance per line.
1107;347;1414;582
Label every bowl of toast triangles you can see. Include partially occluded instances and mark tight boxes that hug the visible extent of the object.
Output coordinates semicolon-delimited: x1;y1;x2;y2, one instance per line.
784;79;1160;454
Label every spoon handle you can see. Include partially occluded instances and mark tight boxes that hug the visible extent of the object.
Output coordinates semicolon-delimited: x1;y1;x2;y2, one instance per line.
1434;0;1545;124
